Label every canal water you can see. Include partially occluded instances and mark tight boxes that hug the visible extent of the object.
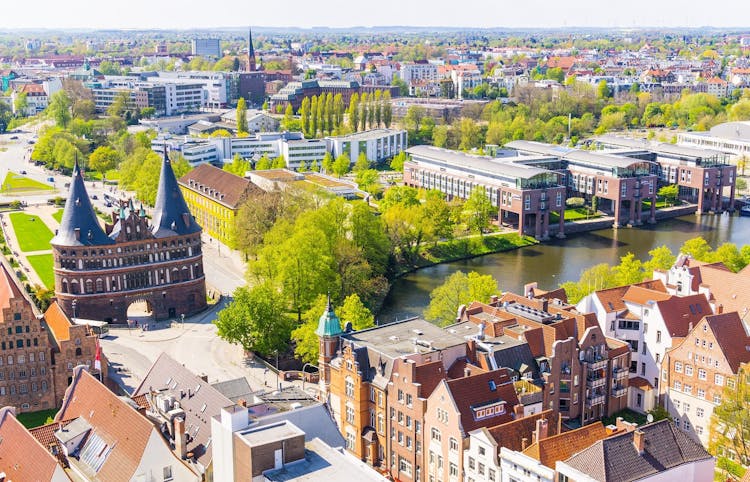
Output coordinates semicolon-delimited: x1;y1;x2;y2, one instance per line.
378;214;750;323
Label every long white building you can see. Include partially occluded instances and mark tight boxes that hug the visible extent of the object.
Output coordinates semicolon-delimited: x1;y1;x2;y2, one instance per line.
326;129;408;164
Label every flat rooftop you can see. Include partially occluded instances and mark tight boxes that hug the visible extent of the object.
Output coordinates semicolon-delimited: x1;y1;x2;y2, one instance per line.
264;438;387;482
327;129;403;141
342;318;467;359
595;134;726;159
238;421;305;447
507;139;650;170
249;169;304;182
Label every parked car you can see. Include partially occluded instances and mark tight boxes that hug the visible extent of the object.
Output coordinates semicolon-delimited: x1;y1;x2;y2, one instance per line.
47;176;54;182
91;195;98;200
20;170;26;175
9;136;18;140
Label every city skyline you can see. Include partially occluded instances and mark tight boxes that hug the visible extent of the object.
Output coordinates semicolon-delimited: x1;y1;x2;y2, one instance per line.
2;0;750;30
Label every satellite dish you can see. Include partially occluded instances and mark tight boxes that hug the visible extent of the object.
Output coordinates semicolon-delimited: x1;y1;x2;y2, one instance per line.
646;413;654;423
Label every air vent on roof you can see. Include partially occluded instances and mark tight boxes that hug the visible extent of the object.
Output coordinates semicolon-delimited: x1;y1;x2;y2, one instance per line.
412;329;423;335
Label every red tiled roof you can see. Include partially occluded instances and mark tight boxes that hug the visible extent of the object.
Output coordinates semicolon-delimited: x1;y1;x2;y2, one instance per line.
55;368;160;481
0;408;69;480
44;301;72;342
29;419;75;468
703;312;750;372
445;369;519;434
629;376;654;390
656;294;712;338
0;263;24;310
486;409;559;453
594;280;667;313
695;265;750;315
622;286;671;305
523;422;608;469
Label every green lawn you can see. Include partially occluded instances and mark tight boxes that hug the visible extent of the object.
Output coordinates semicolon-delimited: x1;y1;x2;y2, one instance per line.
16;408;58;429
8;212;54;252
52;209;64;223
0;172;54;193
86;169;120;182
27;253;54;289
550;207;601;222
642;198;674;209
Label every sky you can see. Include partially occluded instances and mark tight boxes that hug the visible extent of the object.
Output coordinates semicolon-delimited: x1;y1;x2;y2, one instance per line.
2;0;750;30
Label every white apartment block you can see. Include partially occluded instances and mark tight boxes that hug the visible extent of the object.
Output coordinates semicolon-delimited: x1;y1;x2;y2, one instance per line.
463;428;502;482
281;139;328;170
400;63;440;84
326;129;408;164
576;283;711;414
499;448;554;482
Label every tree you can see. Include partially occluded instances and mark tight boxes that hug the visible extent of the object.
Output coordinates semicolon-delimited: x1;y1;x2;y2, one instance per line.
236;97;248;133
310;159;320;172
559;263;618;304
214;283;293;357
321;152;334;174
140;106;156;119
380;186;420;210
333;93;344;130
736;178;747;194
325;93;334;135
658;184;679;206
360;93;369;131
273;155;287;169
463;186;494;235
300;96;311;136
643;245;676;275
613;252;645;286
348;93;360;132
390;152;407;172
13;92;28;116
48;91;72;128
291;295;330;364
423;190;455;241
355;169;380;196
311;96;319;137
597;79;612;99
332;153;351;178
224;153;251;177
737;156;747;176
88;146;120;177
255;154;272;170
710;365;750;478
425;271;499;326
340;293;375;331
382;91;393;128
680;236;712;261
458;118;482;151
353;152;370;172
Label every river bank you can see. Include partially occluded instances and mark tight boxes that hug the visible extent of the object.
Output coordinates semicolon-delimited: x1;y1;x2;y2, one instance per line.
378;212;750;323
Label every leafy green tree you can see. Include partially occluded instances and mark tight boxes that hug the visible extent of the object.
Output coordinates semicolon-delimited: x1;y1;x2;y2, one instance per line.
613;252;645;286
224;153;251;176
340;293;375;330
390;152;407;172
140;106;156;119
255;154;272;170
680;236;712;260
236;97;248;133
321;152;334;174
597;79;612;99
383;204;428;265
332;153;351;178
349;93;360;132
463;186;494;235
380;186;420;210
658;184;679;206
458;118;482;151
382;91;393;128
710;365;750;476
355;169;380;196
333;93;344;130
214;283;294;356
300;97;311;136
13;92;28;116
559;263;617;304
291;295;330;364
310;159;320;172
311;96;319;137
423;189;456;241
353;152;370;172
643;245;676;275
325;93;334;135
360;93;369;131
425;271;499;326
88;146;120;177
48;91;72;128
272;155;287;169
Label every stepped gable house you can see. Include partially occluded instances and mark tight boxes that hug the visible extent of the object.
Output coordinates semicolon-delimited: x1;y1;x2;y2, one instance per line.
51;155;206;323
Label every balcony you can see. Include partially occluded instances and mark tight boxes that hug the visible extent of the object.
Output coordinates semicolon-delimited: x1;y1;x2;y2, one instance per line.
586;394;606;407
587;376;607;389
584;358;608;371
612;385;628;398
612;367;629;380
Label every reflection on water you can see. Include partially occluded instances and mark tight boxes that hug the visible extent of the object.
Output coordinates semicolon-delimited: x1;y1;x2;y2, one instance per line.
378;214;750;324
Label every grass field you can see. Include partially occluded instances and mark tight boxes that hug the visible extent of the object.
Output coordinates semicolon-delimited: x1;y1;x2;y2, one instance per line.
0;172;53;193
8;212;54;252
550;207;601;222
52;209;64;223
27;253;54;289
16;408;58;429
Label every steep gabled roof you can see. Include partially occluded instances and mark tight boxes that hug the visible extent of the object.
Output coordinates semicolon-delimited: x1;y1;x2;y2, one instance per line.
594;280;667;313
133;352;233;469
486;409;558;453
0;407;70;481
703;312;750;372
655;294;712;338
150;150;201;238
0;263;24;310
178;163;259;209
562;419;712;481
44;301;72;342
445;369;519;435
523;421;607;469
55;368;175;481
51;159;113;247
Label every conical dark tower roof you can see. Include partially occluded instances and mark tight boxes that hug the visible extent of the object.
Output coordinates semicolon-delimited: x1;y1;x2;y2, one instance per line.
247;27;257;71
150;148;201;238
51;158;113;247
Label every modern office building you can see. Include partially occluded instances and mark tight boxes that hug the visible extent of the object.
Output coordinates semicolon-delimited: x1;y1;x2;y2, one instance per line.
404;146;567;239
326;129;408;164
191;38;221;58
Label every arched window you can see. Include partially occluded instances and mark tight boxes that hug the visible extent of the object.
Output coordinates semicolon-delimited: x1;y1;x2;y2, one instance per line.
95;279;104;293
75;347;82;357
71;280;79;294
61;280;68;293
85;280;93;294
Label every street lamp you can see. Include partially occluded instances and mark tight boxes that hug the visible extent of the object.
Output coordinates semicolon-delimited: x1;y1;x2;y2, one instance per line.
181;313;185;326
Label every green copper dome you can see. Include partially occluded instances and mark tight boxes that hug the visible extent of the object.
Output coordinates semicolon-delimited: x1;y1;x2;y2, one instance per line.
316;296;342;337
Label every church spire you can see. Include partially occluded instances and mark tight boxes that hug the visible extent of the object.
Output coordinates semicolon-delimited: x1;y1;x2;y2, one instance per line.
51;155;112;247
150;146;201;238
247;27;256;72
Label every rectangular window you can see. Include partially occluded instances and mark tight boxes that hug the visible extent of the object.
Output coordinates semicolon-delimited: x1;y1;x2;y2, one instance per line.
163;466;173;482
675;361;682;373
697;388;705;399
685;365;693;376
698;369;707;380
715;374;724;386
656;331;662;343
406;393;413;407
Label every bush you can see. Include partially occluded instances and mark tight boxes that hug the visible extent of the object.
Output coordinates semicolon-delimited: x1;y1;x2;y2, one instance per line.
566;197;585;208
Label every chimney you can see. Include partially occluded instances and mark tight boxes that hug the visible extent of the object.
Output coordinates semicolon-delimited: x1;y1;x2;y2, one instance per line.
689;322;693;332
514;404;524;418
174;416;187;459
633;429;646;455
521;437;529;450
490;295;499;304
535;418;549;442
464;366;471;378
200;374;208;383
717;304;723;314
541;298;549;312
237;398;247;408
